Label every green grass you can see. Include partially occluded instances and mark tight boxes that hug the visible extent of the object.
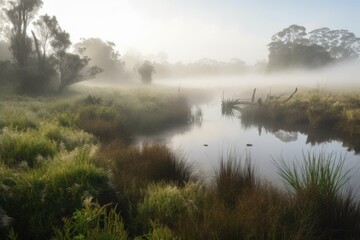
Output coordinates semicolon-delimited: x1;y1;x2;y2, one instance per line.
274;151;360;239
0;108;38;130
240;91;360;153
52;197;128;240
241;91;360;132
0;146;115;240
39;122;97;151
0;87;360;239
0;128;57;167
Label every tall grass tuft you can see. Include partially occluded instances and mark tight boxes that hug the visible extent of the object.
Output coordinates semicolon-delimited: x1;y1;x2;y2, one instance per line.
39;122;97;151
77;105;132;143
0;109;38;131
0;147;116;239
104;143;193;191
215;152;256;206
52;197;128;240
0;128;57;167
275;152;350;197
274;151;360;239
221;98;242;117
138;183;202;231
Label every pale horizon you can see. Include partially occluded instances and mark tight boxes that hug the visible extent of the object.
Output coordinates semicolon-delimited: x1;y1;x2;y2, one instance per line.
38;0;360;64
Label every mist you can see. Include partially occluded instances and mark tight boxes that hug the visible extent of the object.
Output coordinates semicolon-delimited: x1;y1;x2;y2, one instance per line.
1;1;360;239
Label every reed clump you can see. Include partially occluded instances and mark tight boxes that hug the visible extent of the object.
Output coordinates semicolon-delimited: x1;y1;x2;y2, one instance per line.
275;151;360;239
214;153;256;206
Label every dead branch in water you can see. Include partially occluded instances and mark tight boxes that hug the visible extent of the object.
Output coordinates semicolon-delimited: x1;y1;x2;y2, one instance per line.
283;88;298;103
251;88;256;103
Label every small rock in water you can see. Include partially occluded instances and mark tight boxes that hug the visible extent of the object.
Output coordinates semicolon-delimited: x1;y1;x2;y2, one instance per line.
203;144;208;147
246;143;253;147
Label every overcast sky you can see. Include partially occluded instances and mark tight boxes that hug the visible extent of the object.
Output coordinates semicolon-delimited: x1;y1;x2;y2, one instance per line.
40;0;360;64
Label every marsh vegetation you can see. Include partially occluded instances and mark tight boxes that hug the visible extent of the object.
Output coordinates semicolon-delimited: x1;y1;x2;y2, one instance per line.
1;0;360;239
0;86;358;240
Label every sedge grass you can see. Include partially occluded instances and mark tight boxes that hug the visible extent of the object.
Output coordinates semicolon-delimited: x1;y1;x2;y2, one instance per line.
274;151;360;239
214;152;256;206
52;197;128;240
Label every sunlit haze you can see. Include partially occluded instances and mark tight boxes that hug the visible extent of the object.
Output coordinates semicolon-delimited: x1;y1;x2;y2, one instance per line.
40;0;360;64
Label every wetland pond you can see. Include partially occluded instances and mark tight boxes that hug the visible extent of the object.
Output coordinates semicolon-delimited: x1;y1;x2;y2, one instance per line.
140;78;360;192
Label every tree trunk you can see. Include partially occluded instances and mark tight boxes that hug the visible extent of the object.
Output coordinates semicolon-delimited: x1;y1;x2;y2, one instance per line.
31;30;42;71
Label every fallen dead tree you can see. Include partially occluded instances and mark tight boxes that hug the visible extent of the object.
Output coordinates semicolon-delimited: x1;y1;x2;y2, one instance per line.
221;87;298;115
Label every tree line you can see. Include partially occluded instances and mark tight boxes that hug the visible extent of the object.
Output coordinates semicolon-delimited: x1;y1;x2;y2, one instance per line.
268;24;360;70
0;0;102;95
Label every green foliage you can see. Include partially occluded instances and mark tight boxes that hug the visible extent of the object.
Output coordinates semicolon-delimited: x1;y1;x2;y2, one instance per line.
138;183;201;229
39;122;97;151
140;222;179;240
0;108;38;130
0;128;57;167
240;91;360;152
275;152;349;197
0;147;114;239
52;197;128;240
53;111;79;128
274;151;360;239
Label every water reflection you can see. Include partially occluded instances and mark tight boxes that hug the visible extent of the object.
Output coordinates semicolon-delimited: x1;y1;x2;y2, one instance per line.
221;101;360;154
141;94;359;192
240;117;360;154
273;130;298;143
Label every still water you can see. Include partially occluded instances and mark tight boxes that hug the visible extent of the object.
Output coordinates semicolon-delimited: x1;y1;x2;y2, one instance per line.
141;83;360;191
178;100;358;187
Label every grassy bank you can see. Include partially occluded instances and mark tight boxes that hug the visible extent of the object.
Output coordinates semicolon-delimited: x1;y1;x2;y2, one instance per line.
240;91;360;153
0;87;360;239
